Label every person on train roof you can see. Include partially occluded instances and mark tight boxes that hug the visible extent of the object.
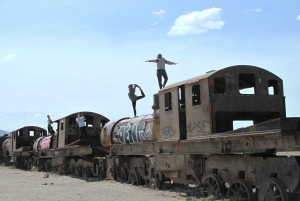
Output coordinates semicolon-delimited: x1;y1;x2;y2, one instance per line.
47;115;55;136
128;84;145;117
146;53;178;89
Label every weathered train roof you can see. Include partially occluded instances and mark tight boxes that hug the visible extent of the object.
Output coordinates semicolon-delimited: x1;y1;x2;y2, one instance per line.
160;65;281;91
10;126;46;132
53;111;109;122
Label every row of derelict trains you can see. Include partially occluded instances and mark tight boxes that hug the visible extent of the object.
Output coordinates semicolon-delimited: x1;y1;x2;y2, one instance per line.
1;65;300;201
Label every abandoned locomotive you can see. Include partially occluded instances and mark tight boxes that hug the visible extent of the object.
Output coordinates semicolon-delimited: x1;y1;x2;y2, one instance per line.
3;65;300;201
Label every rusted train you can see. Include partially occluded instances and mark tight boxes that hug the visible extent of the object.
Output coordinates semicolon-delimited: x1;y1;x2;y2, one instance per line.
2;126;47;168
2;65;300;201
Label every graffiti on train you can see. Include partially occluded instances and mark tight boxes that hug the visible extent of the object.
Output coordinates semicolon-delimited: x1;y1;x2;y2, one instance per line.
162;126;176;136
118;123;153;144
187;120;209;135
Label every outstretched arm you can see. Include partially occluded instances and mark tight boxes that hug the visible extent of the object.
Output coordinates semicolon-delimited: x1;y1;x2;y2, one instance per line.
166;60;177;65
145;59;157;63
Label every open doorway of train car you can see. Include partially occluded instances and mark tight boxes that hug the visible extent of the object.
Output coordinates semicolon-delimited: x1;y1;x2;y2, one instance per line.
178;85;187;140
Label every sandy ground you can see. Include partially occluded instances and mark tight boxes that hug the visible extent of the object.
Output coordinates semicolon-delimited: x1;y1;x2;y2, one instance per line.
0;166;188;201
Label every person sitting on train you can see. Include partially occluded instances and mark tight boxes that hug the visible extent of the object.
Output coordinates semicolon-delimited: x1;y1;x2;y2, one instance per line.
128;84;145;117
76;113;88;140
145;53;178;89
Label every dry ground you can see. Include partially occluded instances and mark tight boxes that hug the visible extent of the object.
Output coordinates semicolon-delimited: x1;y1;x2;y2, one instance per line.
0;166;190;201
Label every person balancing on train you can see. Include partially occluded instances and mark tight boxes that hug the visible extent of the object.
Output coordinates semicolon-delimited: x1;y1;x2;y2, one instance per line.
146;53;178;89
128;84;145;117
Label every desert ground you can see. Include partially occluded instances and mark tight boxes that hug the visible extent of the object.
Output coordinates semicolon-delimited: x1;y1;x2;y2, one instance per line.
0;166;189;201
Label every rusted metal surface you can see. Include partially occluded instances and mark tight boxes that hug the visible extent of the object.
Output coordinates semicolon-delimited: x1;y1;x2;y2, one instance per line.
5;65;300;200
53;111;109;148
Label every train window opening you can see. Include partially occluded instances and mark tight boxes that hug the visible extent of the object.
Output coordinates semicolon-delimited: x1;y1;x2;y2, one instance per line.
17;131;20;136
29;130;34;137
178;85;186;108
212;169;218;175
239;73;256;94
192;84;201;106
233;120;253;130
214;78;226;94
101;120;108;128
238;171;245;180
60;120;64;130
69;118;76;126
270;173;278;178
215;112;281;133
85;116;94;126
268;80;278;95
165;92;172;111
52;122;58;134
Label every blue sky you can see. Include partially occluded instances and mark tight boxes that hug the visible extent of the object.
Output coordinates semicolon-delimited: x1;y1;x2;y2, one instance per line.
0;0;299;131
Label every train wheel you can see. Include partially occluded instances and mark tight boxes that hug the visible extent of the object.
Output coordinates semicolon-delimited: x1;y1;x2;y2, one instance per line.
98;167;104;180
227;179;254;201
201;174;224;199
82;166;91;180
44;160;52;172
27;159;33;171
149;178;160;190
129;169;141;186
70;165;76;176
120;167;129;183
67;164;75;175
258;178;288;201
74;165;83;177
107;166;117;180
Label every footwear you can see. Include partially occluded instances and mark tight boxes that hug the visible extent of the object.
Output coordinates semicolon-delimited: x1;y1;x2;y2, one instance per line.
162;84;165;88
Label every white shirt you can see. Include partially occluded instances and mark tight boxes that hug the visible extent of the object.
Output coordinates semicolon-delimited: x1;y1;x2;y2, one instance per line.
76;116;86;127
47;118;52;127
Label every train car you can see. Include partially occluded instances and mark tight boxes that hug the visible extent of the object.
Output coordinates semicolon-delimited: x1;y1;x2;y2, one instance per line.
34;111;109;178
0;134;9;164
101;65;300;200
4;126;47;169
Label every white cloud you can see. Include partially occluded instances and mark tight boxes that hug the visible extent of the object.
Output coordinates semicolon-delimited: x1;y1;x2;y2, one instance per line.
152;9;166;17
152;21;159;26
296;15;300;20
26;106;41;113
0;54;16;62
34;114;42;118
252;8;262;12
168;8;224;36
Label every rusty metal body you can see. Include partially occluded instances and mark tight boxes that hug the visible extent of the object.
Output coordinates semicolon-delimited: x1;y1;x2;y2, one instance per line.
34;111;110;175
0;135;10;165
4;65;300;200
102;65;300;200
5;126;47;169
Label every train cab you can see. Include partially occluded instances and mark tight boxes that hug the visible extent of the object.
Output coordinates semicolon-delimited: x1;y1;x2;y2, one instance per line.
158;65;285;141
53;111;109;147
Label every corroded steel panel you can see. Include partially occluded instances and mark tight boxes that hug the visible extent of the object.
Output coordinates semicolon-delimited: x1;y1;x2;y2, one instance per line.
159;87;180;141
185;80;212;138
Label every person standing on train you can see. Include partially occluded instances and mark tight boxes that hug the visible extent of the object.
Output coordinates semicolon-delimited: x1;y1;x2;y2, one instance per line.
128;84;145;117
47;115;55;136
76;113;88;140
145;53;177;89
